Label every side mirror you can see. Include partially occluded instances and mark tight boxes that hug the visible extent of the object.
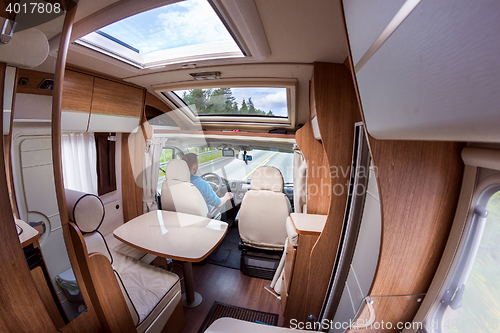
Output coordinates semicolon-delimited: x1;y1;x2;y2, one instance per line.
245;155;252;162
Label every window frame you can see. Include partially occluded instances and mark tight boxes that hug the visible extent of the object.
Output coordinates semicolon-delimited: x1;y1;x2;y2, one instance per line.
425;173;500;333
155;78;298;128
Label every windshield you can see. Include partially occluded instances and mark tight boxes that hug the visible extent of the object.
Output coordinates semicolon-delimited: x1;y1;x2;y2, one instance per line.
158;146;293;191
196;149;293;184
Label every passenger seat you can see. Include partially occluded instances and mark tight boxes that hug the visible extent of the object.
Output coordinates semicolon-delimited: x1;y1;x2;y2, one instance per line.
65;189;183;333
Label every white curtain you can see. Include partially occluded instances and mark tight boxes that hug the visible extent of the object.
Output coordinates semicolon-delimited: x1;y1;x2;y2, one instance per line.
143;136;166;212
293;143;307;213
61;132;98;195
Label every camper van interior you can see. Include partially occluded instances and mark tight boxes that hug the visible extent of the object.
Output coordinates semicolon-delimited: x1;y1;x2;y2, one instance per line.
2;0;500;332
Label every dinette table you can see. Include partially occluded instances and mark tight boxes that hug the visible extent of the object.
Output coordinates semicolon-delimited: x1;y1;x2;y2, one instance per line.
113;210;228;308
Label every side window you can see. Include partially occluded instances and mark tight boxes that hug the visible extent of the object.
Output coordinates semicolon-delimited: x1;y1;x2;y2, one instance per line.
95;132;116;196
158;147;179;190
429;186;500;332
159;148;175;177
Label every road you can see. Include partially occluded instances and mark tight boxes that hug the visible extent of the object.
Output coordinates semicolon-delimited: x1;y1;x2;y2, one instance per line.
157;150;293;191
198;150;293;183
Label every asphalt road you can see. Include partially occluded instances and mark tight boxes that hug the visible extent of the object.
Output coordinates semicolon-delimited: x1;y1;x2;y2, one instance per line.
197;150;293;184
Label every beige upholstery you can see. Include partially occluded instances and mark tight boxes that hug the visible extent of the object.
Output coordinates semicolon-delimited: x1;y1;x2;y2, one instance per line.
65;189;104;233
285;217;298;247
250;166;284;192
65;189;181;333
205;318;309;333
239;167;291;251
161;159;209;217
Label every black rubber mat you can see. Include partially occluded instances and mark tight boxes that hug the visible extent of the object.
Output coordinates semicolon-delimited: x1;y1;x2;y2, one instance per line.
197;301;279;333
207;225;241;270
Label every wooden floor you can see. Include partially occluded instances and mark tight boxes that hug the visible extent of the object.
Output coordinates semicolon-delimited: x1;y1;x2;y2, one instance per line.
170;262;281;333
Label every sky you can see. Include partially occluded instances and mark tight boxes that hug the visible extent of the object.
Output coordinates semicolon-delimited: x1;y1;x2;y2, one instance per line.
99;0;235;55
174;87;288;117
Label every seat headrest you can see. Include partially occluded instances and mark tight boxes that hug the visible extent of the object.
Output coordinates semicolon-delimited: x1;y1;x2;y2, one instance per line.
250;166;284;192
165;159;191;182
65;189;104;233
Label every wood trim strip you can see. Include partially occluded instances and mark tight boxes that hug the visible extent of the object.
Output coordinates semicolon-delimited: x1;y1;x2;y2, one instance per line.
6;66;20;218
50;3;104;332
305;62;359;319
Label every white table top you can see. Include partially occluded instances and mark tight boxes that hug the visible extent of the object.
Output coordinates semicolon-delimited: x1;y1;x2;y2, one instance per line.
113;210;228;262
289;213;327;236
15;218;40;248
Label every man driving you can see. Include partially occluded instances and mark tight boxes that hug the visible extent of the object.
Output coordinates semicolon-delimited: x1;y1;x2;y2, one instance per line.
182;153;233;210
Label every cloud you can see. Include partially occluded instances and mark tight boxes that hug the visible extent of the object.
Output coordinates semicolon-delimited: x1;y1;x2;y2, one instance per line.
99;0;234;55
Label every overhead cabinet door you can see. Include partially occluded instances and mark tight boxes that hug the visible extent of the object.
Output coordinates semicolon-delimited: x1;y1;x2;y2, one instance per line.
61;70;94;131
88;78;144;132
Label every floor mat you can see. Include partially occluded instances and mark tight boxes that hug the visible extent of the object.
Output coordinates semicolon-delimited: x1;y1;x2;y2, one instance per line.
207;226;241;270
197;301;279;333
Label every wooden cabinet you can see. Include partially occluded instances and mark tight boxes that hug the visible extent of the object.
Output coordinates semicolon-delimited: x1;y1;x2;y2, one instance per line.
61;70;94;112
281;213;326;326
91;77;143;118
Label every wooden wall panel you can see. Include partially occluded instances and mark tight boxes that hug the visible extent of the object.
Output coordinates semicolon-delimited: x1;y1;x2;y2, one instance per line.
283;63;359;325
368;139;464;296
17;68;54;96
52;5;105;332
304;62;359;320
61;70;94;112
92;78;144;117
282;234;318;325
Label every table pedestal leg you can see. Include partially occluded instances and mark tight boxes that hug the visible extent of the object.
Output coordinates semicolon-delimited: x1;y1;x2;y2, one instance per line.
181;262;202;308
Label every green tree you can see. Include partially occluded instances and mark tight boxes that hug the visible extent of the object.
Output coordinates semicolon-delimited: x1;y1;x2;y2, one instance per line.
266;110;274;116
183;89;209;114
240;99;249;114
248;97;256;115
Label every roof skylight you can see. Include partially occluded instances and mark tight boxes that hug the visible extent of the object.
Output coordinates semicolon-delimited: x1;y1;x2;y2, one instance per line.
75;0;244;68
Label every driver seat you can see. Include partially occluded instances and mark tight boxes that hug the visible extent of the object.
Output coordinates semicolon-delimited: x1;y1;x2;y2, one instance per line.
160;159;209;217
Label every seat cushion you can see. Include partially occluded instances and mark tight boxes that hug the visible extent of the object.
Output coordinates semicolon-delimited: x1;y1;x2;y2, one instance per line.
250;166;284;192
239;191;290;250
205;318;309;333
161;180;208;217
105;232;154;262
113;253;180;328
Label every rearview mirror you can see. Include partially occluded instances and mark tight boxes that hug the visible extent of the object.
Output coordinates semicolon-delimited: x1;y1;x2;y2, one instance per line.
222;148;235;157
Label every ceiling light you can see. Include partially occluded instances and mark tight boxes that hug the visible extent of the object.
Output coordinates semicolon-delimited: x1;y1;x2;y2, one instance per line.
189;71;221;80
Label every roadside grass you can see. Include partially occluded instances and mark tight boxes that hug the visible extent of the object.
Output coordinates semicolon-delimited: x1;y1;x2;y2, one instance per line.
198;151;223;164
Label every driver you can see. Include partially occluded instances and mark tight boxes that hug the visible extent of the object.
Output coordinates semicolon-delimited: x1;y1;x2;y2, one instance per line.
181;153;233;210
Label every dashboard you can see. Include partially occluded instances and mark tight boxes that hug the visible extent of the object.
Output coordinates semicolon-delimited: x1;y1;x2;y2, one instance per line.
227;180;251;205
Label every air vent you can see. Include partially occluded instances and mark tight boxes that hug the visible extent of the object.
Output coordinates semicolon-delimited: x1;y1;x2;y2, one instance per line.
189;71;221;80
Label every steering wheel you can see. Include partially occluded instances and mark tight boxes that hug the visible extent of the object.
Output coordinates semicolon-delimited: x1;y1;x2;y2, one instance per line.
200;172;223;195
